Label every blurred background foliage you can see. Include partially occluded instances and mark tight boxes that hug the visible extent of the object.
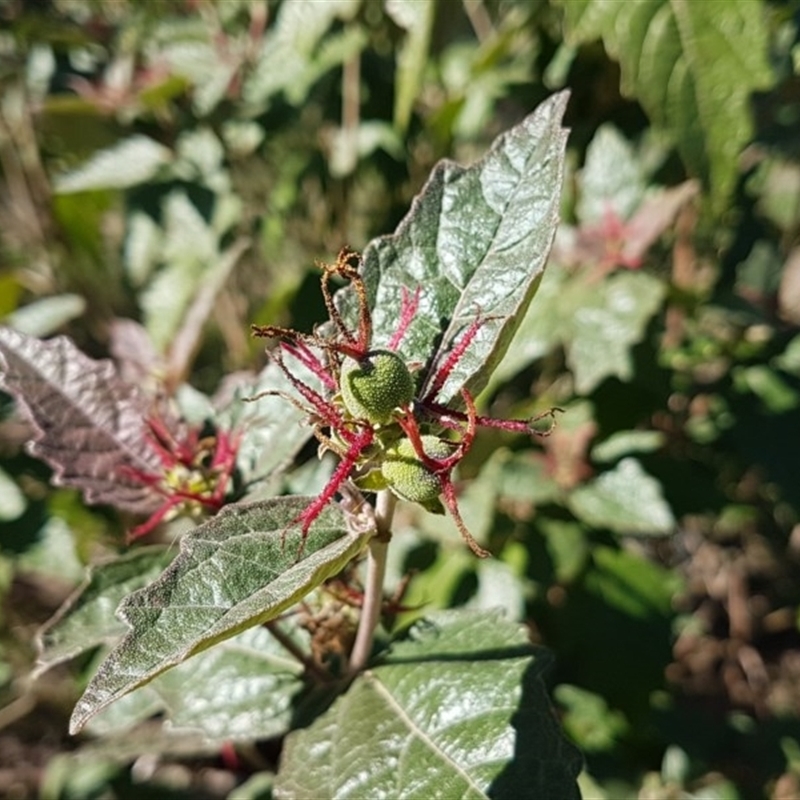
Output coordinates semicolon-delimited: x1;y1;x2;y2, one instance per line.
1;0;800;798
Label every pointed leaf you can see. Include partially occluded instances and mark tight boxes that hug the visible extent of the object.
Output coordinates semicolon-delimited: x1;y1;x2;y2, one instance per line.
220;360;318;490
89;625;307;742
557;0;774;208
54;135;172;193
563;270;665;393
355;92;569;403
36;547;174;674
70;497;371;733
4;294;87;337
275;610;581;800
0;328;162;514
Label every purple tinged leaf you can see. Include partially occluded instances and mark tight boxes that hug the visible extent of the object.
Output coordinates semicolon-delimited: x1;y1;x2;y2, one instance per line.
0;327;163;515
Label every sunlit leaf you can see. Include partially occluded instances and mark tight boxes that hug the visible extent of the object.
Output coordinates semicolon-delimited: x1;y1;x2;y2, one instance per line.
577;124;645;223
387;0;436;133
568;457;675;535
70;497;371;733
275;610;582;800
54;135;172;193
0;466;26;522
243;0;362;111
4;295;86;337
353;92;569;404
494;267;665;393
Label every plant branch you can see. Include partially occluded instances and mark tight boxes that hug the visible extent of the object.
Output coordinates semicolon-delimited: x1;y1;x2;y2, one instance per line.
348;490;395;675
265;620;331;684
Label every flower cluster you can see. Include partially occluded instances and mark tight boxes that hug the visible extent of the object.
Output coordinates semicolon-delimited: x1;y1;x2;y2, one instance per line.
252;248;555;557
121;416;239;541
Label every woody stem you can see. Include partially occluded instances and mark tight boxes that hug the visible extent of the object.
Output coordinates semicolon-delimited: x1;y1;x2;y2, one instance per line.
348;490;396;675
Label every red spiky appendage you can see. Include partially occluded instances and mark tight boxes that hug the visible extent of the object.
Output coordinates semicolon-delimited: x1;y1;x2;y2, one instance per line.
252;247;556;556
120;415;240;541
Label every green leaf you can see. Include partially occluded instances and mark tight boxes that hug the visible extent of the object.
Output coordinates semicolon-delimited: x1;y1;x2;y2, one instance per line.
577;124;645;223
145;625;305;741
274;610;581;800
243;0;362;111
591;430;666;463
4;294;86;337
69;497;371;733
139;191;220;353
223;360;319;491
358;92;569;404
586;545;681;618
556;0;774;208
554;684;629;753
54;135;172;193
568;457;675;535
88;618;309;744
564;270;665;393
36;547;174;674
495;267;664;393
0;466;26;522
387;0;436;133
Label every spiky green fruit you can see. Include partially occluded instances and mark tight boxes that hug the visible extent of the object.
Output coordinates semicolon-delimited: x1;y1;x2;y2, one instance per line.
381;435;451;510
339;349;414;424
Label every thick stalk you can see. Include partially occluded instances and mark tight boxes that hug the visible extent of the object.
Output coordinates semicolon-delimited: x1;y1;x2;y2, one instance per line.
348;490;396;674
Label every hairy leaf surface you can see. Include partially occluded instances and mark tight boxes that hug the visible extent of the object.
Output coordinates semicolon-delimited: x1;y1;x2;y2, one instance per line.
70;497;370;733
351;92;569;404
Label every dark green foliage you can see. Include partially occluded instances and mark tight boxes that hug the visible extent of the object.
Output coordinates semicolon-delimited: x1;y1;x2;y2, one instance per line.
0;2;798;799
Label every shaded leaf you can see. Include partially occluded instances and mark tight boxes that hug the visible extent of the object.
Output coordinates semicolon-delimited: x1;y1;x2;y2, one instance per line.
0;328;162;515
568;457;675;535
587;545;681;618
89;624;307;742
70;497;371;733
149;624;305;741
555;684;629;753
557;0;774;207
355;92;569;404
275;610;581;800
219;360;318;491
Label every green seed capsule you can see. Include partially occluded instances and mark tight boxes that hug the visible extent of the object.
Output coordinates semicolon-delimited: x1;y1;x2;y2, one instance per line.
339;349;414;424
381;435;451;508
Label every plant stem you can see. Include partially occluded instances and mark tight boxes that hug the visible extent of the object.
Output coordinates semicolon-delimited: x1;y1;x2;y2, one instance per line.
348;490;396;675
